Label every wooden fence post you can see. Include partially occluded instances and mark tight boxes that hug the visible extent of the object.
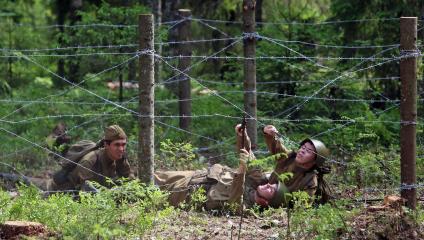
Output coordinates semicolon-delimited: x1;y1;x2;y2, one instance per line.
138;14;155;183
400;17;417;209
242;0;257;148
177;9;192;131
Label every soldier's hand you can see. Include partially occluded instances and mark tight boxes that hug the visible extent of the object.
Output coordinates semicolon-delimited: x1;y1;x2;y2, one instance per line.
238;149;250;173
81;181;99;193
263;125;279;137
235;124;247;137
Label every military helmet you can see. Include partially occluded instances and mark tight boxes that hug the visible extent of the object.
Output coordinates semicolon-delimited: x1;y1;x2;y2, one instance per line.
268;181;289;208
299;138;329;166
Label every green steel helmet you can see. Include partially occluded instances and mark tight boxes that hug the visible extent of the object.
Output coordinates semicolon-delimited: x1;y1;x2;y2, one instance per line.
268;181;289;208
299;138;330;166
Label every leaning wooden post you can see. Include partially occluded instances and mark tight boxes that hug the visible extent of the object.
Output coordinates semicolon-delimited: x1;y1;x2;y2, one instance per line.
138;14;155;183
177;9;192;131
242;0;257;149
400;17;417;209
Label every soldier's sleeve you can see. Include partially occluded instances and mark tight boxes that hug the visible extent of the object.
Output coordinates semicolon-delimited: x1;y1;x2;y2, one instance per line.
67;152;97;188
228;153;248;204
263;132;289;156
235;129;252;153
116;157;134;179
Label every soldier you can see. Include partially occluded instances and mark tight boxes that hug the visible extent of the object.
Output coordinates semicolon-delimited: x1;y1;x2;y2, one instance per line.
154;125;331;210
235;124;331;204
2;125;134;192
58;124;133;190
154;149;306;210
155;150;275;209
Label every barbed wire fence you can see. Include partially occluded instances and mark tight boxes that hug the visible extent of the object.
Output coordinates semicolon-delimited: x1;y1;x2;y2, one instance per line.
0;12;423;206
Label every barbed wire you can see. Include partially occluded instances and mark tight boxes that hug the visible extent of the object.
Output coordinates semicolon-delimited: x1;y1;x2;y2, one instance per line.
0;15;420;189
276;45;400;119
155;41;407;166
1;52;405;60
9;17;405;30
13;23;136;29
0;52;138;58
191;77;401;86
1;50;225;148
157;37;241;46
158;38;242;85
11;19;183;29
263;38;399;49
189;17;231;37
0;16;420;201
189;17;401;26
363;183;424;192
2;113;420;126
0;147;34;160
157;55;399;61
311;103;401;139
0;44;137;53
260;35;333;71
2;90;413;107
0;127;111;180
218;90;407;103
0;95;215;106
0;36;399;54
254;46;401;119
0;52;141;120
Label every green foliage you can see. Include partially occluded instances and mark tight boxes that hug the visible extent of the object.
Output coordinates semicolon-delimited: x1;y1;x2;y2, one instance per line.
249;152;288;171
347;149;400;187
283;200;356;239
0;181;172;238
188;186;208;211
278;172;294;183
156;139;199;170
1;1;423;237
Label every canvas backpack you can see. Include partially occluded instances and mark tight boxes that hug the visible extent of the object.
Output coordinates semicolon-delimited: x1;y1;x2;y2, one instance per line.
53;140;100;185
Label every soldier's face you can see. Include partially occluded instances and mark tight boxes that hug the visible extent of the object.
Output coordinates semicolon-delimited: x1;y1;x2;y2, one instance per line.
105;139;127;161
256;183;277;201
295;142;316;166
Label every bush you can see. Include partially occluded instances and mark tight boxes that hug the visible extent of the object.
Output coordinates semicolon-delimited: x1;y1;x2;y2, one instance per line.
0;180;172;238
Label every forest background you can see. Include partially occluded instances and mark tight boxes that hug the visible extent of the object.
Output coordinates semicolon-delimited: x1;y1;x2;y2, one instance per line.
0;0;423;239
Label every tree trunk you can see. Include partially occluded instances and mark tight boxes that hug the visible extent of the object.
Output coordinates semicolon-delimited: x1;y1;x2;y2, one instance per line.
162;0;182;95
55;0;68;87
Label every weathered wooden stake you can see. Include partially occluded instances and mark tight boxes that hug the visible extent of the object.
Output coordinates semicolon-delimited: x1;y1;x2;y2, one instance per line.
400;17;417;209
242;0;257;149
177;9;192;131
138;14;155;183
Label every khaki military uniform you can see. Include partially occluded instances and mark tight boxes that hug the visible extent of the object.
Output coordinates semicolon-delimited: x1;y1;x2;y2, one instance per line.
236;131;318;198
30;148;132;191
154;164;266;209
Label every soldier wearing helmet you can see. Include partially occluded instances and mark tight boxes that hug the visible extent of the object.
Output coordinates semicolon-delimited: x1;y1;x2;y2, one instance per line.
235;124;330;207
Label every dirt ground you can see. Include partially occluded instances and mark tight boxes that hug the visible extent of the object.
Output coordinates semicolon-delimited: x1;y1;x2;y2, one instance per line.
143;203;424;240
1;201;423;239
